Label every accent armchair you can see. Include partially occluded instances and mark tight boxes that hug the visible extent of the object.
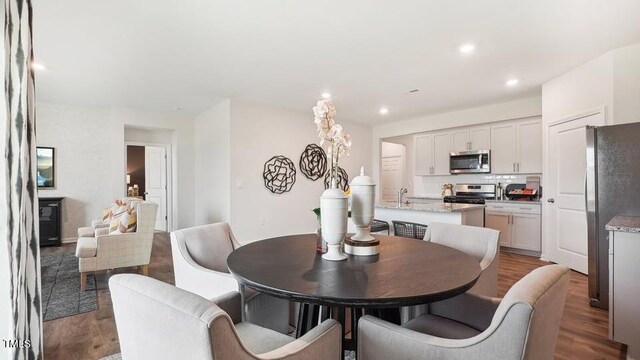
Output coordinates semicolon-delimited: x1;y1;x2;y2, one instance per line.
109;274;342;360
170;222;290;334
75;201;158;290
358;265;570;360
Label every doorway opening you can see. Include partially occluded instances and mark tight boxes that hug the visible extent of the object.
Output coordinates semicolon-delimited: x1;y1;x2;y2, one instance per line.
125;143;170;232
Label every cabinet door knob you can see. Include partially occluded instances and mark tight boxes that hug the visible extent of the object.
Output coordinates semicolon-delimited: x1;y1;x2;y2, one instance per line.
513;163;516;172
547;198;555;203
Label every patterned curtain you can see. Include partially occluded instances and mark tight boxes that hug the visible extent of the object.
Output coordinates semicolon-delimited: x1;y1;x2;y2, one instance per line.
2;0;43;359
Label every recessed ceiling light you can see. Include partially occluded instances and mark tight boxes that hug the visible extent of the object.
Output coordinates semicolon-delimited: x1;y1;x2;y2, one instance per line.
32;62;46;70
379;107;389;115
459;44;475;54
506;78;519;87
321;93;331;99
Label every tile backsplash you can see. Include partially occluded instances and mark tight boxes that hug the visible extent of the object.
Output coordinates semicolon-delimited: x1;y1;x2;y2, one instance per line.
412;174;540;198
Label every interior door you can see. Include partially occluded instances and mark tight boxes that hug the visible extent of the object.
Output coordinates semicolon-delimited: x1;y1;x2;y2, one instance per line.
381;156;404;202
432;132;452;175
546;112;605;273
145;146;167;231
491;122;518;174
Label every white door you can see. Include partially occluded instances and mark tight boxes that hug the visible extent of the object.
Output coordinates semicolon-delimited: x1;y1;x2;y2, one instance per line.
491;122;518;174
517;119;543;173
414;135;433;175
381;156;404;202
451;129;470;152
469;125;491;151
546;112;605;273
432;132;452;175
145;146;167;231
486;212;511;247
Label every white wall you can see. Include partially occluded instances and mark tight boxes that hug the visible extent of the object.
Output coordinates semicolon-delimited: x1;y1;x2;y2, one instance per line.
229;99;372;243
36;103;195;240
194;99;231;225
542;52;614;125
613;43;640;125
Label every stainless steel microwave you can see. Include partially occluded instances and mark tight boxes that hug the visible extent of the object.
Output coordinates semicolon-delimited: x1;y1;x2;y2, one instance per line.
449;150;491;174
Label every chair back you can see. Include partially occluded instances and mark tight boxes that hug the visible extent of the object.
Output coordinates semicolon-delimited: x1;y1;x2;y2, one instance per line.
170;222;240;273
134;202;158;237
424;223;498;267
110;274;236;360
490;265;570;360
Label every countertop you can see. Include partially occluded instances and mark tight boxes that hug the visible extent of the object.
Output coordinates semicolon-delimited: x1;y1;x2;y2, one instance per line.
486;199;541;205
407;196;443;200
605;215;640;233
376;202;485;213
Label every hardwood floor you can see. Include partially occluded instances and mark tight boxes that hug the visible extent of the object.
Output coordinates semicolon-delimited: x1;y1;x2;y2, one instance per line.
42;234;625;359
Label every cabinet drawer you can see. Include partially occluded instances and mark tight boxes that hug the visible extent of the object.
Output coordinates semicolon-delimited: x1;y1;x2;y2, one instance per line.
486;203;541;215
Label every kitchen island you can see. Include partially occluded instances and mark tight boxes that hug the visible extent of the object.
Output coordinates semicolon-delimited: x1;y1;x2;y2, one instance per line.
373;201;485;230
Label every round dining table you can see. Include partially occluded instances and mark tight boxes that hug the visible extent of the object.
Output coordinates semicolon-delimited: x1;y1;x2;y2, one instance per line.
227;234;481;353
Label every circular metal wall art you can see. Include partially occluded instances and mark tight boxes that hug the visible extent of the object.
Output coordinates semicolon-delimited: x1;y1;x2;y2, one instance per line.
299;144;327;181
324;166;349;191
263;155;297;194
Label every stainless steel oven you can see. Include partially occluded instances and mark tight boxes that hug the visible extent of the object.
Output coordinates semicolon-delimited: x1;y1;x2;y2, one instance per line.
449;150;491;174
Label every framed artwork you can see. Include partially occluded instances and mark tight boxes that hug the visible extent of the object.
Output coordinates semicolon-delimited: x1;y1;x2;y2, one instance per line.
37;147;55;189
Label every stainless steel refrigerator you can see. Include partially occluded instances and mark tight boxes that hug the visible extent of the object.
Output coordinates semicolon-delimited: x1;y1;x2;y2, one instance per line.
586;122;640;309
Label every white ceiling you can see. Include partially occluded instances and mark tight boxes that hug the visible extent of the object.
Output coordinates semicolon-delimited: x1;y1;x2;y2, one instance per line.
34;0;640;124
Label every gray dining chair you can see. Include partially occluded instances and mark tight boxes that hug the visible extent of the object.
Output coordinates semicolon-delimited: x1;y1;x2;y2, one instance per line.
358;265;570;360
110;274;342;360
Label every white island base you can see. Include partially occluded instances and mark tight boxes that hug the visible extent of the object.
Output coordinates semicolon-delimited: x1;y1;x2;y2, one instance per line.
348;202;485;236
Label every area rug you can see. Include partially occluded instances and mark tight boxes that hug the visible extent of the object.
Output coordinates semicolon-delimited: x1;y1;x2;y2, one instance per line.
41;252;97;321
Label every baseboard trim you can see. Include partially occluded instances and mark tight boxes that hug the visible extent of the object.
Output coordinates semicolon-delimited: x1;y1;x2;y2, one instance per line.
62;237;78;244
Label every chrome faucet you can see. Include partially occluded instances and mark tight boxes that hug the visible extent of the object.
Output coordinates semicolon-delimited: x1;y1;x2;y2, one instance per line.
398;188;408;206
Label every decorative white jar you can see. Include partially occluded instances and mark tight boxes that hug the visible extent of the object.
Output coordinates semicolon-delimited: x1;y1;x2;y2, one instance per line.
320;180;348;261
345;167;380;256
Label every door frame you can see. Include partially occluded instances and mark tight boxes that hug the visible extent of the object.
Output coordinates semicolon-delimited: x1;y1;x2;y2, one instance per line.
124;141;174;232
541;106;607;263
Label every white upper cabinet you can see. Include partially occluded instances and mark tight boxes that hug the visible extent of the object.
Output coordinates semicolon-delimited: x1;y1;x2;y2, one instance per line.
516;119;543;173
469;125;491;151
414;134;433;175
432;131;452;175
412;118;541;177
491;118;542;174
451;129;470;152
491;122;518;173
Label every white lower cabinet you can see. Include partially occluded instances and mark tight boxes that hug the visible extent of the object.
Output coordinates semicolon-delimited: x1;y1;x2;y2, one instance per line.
485;203;541;253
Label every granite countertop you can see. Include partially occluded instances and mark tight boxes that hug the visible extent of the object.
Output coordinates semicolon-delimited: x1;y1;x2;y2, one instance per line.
376;201;485;213
407;195;444;200
605;215;640;233
486;199;541;205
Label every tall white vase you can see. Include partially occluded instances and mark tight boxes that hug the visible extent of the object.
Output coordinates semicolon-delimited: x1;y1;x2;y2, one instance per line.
350;166;376;242
320;181;348;261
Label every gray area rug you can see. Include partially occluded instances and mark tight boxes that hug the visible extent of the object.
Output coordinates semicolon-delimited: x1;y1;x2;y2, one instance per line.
41;252;97;321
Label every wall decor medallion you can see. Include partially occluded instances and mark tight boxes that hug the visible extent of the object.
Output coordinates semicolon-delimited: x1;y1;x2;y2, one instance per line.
324;166;349;191
263;155;297;194
299;144;327;181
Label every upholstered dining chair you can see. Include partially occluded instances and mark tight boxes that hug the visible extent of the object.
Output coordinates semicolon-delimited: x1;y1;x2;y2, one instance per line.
424;222;500;297
358;265;570;360
170;222;290;334
110;274;342;360
402;222;500;323
75;201;157;291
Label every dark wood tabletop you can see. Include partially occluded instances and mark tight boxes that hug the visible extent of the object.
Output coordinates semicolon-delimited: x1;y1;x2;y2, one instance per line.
227;234;481;308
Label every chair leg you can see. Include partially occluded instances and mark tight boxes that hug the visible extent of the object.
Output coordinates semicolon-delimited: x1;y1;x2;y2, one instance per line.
80;272;87;291
140;264;149;276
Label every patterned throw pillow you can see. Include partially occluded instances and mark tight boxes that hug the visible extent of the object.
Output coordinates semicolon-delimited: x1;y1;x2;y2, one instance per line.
103;201;126;224
108;207;137;234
